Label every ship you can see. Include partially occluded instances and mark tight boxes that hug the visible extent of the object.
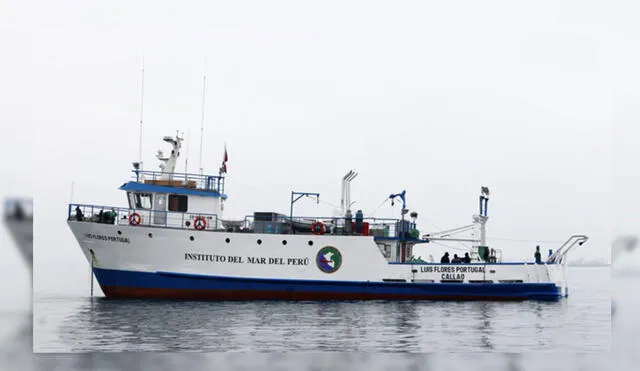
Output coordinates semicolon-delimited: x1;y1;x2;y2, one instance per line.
67;133;588;301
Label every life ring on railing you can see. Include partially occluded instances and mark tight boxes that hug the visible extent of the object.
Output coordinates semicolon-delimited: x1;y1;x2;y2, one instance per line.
128;213;141;226
194;217;207;231
311;221;326;235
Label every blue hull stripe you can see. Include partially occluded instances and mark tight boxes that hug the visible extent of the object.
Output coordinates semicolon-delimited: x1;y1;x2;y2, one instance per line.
92;268;563;301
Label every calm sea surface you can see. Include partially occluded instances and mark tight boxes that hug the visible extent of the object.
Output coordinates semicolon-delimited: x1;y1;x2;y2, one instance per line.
31;267;610;353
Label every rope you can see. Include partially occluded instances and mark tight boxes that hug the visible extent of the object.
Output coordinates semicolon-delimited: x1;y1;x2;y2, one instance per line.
368;197;389;217
430;240;471;252
307;195;390;218
423;219;473;250
307;195;342;211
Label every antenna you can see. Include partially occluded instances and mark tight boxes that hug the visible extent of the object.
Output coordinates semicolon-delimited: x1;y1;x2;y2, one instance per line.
184;128;190;173
198;56;207;175
138;54;145;170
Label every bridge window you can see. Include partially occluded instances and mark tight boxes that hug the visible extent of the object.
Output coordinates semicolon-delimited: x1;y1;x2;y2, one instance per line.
168;194;188;212
134;193;153;209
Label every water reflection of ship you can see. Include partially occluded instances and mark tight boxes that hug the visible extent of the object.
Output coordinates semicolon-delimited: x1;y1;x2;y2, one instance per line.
3;198;33;270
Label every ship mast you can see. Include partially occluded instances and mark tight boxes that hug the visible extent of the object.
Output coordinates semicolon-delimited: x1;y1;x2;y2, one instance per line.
138;55;145;171
198;56;207;176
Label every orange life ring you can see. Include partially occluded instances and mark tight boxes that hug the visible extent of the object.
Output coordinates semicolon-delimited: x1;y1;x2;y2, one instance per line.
128;212;141;226
194;217;207;231
311;221;326;235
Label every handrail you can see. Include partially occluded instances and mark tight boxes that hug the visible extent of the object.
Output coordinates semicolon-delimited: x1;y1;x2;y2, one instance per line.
67;203;410;236
546;235;589;264
238;214;401;229
287;215;400;223
131;169;225;193
132;169;224;181
67;203;220;232
239;214;405;236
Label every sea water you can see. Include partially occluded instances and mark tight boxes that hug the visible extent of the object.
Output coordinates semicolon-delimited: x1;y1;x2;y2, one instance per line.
30;266;609;353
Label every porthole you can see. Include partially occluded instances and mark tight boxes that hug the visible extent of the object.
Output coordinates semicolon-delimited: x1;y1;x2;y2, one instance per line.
190;236;194;241
257;239;262;245
282;240;287;245
117;230;122;235
148;233;153;238
308;240;313;246
225;238;231;243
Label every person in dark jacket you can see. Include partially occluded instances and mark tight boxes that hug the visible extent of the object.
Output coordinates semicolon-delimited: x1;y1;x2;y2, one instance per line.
462;252;472;263
535;245;542;264
440;252;450;263
75;206;84;221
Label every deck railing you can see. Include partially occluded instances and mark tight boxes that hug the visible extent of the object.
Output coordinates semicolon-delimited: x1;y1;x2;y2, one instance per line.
67;203;220;232
68;203;413;237
238;214;403;237
132;170;224;194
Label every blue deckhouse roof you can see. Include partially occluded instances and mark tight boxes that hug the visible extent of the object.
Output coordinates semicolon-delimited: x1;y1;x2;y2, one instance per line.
119;182;228;200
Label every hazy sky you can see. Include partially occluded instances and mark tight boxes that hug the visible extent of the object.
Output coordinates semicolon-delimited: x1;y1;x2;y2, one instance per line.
0;1;637;297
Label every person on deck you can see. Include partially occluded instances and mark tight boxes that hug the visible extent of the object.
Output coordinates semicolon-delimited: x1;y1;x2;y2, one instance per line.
534;245;542;264
75;206;84;221
451;254;461;263
440;252;450;263
109;208;117;224
462;252;471;263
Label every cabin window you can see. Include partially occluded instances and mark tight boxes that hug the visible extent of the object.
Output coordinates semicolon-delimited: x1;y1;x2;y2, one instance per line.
134;193;153;209
168;194;188;212
127;192;135;209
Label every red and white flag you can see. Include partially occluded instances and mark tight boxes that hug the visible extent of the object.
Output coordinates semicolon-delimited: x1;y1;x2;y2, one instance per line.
220;144;228;174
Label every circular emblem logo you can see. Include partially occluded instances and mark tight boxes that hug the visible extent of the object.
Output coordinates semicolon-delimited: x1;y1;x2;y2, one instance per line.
316;246;342;273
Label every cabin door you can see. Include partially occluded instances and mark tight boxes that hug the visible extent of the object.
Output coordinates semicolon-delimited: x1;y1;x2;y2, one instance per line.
153;194;167;225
